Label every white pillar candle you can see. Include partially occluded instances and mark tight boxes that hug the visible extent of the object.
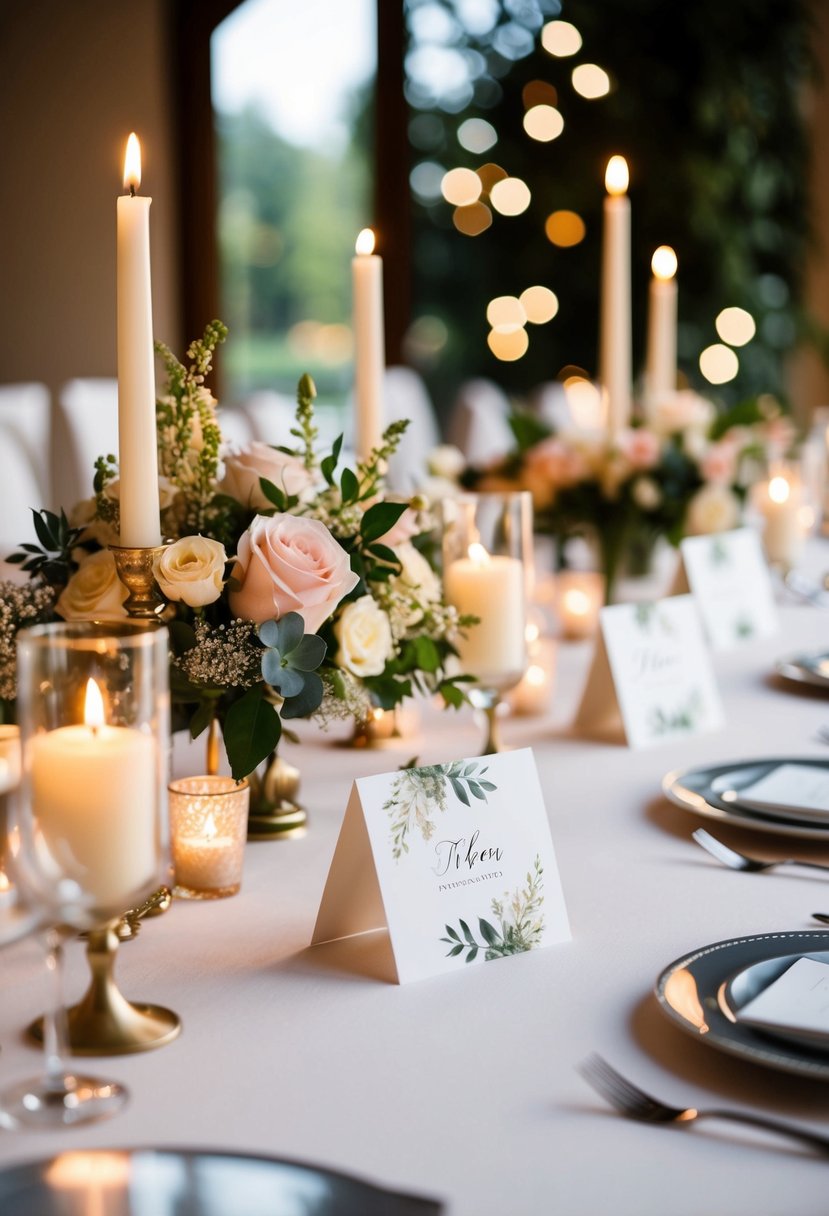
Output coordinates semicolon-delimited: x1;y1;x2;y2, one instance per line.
30;679;157;908
352;228;385;462
644;245;678;412
599;156;632;437
758;473;807;569
117;133;161;547
444;543;526;687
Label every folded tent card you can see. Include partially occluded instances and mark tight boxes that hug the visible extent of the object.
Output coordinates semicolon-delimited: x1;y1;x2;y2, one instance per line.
672;528;778;651
312;748;571;984
573;594;724;748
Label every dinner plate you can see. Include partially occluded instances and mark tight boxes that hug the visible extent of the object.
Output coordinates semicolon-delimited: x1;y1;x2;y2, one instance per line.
0;1148;444;1215
662;757;829;840
722;954;829;1052
774;651;829;692
655;930;829;1080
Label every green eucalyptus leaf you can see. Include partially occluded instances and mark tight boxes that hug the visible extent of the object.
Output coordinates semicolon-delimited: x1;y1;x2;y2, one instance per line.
286;634;327;671
261;648;284;686
280;670;324;719
258;619;280;648
271;666;305;698
276;611;305;655
222;685;282;782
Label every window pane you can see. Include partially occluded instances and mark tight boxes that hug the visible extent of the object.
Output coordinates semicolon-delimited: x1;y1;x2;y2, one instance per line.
212;0;377;406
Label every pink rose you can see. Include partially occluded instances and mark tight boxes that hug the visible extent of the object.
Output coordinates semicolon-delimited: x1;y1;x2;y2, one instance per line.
228;513;359;631
221;442;315;510
617;427;661;470
521;437;589;509
700;440;737;486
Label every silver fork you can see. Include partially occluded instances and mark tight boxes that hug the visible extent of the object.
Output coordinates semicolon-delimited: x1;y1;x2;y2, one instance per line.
579;1054;829;1154
692;828;829;876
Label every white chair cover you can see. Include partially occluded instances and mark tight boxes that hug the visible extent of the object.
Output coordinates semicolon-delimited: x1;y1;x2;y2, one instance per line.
0;382;52;578
382;365;440;491
446;378;514;467
54;378;119;512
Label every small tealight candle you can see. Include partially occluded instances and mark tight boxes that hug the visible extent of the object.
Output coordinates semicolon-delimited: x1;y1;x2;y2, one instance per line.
169;776;249;899
758;470;807;570
508;640;557;716
555;571;605;639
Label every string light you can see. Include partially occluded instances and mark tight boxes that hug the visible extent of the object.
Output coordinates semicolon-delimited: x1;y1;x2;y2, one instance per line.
490;177;531;216
699;343;739;384
715;307;756;346
545;210;586;246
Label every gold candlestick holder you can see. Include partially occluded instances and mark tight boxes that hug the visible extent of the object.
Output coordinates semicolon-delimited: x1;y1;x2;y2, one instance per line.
31;918;181;1055
110;543;168;619
247;752;307;840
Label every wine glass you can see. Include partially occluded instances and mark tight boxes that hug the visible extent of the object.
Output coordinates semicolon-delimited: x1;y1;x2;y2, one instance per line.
442;491;533;752
0;620;169;1128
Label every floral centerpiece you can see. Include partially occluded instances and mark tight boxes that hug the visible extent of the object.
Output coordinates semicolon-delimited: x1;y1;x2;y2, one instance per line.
2;322;473;779
466;390;795;602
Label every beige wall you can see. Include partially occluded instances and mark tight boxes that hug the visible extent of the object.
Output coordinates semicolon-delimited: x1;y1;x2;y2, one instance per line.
0;0;181;400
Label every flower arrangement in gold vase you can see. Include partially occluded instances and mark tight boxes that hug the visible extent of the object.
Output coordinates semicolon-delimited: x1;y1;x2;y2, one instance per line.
2;322;474;782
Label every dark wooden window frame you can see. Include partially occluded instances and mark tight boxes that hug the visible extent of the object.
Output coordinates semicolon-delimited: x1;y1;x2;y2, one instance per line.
170;0;409;368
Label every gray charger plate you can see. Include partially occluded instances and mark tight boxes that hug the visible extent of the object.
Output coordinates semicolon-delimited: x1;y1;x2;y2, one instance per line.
655;931;829;1080
662;757;829;841
775;651;829;691
0;1147;443;1215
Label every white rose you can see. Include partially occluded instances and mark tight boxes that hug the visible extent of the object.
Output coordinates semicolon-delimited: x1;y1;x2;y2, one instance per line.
427;444;466;480
56;550;128;621
221;442;315;510
153;535;227;607
685;484;741;535
391;542;441;626
335;595;394;677
651;391;715;437
632;476;663;511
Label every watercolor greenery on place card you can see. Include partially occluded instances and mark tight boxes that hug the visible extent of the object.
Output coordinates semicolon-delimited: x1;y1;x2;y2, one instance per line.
441;856;545;963
384;760;497;860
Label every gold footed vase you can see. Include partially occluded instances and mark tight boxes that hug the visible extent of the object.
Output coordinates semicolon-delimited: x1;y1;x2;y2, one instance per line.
204;719;307;840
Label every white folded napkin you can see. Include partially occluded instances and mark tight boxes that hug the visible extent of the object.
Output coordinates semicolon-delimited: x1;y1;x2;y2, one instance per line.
737;957;829;1043
722;763;829;822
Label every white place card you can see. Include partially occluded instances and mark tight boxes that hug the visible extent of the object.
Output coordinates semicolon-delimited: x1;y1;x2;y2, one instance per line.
312;748;571;984
573;594;724;748
724;763;829;822
673;528;778;650
737;957;829;1042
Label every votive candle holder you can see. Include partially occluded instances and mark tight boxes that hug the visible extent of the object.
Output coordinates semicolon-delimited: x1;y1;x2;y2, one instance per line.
169;776;249;899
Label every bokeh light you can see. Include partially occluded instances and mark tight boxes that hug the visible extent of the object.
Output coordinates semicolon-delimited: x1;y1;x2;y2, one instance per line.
522;80;558;110
488;327;529;361
490;177;531;215
571;64;611;99
453;202;493;236
563;376;605;429
541;20;582;57
699;343;739;384
410;161;445;202
520;285;559;324
523;104;564;142
545;210;586;247
441;167;482;206
715;306;756;346
477;162;508;193
487;295;527;329
457;117;498;154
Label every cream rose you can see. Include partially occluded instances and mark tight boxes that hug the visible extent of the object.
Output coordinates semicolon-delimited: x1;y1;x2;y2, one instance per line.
228;513;359;630
221;442;315;510
56;550;128;621
685;484;741;535
390;542;441;627
153;535;227;608
335;595;394;677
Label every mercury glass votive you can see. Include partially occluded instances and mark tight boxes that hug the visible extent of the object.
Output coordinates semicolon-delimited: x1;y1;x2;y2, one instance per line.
169;776;249;899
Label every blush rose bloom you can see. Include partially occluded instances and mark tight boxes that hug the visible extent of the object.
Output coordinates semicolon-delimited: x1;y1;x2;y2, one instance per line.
153;535;227;608
221;442;315;510
56;550;128;621
617;427;661;470
521;437;590;508
228;513;359;631
334;595;394;677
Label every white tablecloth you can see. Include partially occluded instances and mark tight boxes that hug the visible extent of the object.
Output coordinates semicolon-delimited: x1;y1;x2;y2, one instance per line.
3;581;829;1213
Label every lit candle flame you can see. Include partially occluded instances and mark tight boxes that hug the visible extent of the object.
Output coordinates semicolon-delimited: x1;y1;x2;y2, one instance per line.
769;475;790;504
651;245;677;281
84;679;105;730
563;588;591;616
604;155;629;196
202;812;218;842
467;542;490;564
355;227;375;256
526;665;546;688
123;132;142;192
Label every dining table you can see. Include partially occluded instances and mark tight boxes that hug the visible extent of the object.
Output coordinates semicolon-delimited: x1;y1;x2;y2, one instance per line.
2;549;829;1214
